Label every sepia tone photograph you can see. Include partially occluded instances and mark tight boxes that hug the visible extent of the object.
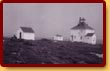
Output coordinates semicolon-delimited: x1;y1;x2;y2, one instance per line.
3;3;103;65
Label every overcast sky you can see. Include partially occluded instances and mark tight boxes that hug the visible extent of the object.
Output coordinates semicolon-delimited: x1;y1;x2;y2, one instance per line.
3;3;103;40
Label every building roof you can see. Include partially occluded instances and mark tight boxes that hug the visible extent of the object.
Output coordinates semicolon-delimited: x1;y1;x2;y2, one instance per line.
20;27;34;33
55;34;62;37
71;17;94;30
85;33;94;36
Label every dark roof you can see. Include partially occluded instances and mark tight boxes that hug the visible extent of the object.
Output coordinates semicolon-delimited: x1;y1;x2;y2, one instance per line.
71;17;94;30
56;34;62;37
85;33;94;36
20;27;34;33
71;22;93;30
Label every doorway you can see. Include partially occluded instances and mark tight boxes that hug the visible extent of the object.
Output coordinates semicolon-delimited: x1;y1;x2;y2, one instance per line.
19;32;22;39
71;35;73;41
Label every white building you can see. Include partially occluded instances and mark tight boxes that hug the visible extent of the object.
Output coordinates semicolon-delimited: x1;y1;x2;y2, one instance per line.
53;34;63;41
70;17;96;44
16;27;35;40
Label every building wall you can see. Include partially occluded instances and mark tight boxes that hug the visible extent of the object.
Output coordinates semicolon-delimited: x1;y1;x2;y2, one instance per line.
54;36;63;41
91;34;96;44
16;28;35;40
70;29;86;42
83;34;96;44
23;33;35;40
70;29;96;44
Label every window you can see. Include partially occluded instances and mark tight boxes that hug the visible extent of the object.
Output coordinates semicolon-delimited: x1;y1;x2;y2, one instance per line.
71;35;76;41
80;36;82;40
71;35;73;41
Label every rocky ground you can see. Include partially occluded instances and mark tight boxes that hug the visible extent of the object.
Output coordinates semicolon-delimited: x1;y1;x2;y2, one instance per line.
3;38;103;64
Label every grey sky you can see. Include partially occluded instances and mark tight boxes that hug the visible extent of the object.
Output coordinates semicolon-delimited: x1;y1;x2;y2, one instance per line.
3;3;103;40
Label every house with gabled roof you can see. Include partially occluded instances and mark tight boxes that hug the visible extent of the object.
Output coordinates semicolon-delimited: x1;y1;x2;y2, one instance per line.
70;17;96;44
16;27;35;40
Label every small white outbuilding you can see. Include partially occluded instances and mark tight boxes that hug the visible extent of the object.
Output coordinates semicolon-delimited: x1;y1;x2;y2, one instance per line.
16;27;35;40
53;34;63;41
70;17;96;45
